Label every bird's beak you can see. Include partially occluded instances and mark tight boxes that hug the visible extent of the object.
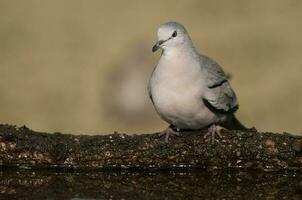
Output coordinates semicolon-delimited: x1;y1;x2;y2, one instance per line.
152;40;164;52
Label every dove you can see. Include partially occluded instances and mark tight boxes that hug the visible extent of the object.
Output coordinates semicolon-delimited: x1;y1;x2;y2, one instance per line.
148;21;246;143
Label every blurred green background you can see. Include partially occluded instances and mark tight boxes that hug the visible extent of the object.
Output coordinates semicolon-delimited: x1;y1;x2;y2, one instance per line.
0;0;301;135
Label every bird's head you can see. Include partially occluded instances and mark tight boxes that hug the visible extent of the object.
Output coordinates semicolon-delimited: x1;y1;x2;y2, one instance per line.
152;21;191;52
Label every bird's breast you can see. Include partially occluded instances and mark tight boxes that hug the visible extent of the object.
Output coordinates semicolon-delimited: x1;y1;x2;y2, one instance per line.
149;57;217;128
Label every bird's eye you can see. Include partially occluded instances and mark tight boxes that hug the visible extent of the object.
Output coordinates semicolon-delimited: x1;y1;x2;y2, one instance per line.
172;31;177;37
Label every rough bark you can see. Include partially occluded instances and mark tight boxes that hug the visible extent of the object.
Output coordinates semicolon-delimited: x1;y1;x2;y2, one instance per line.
0;124;301;170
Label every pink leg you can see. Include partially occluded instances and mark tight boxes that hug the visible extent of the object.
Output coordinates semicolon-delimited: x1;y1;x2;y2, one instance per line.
160;126;179;143
203;124;222;144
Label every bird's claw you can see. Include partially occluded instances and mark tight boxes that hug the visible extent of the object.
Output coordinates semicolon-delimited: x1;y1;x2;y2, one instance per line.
203;124;222;144
159;126;179;143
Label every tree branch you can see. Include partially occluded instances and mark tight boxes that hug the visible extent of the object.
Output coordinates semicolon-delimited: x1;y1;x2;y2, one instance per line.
0;124;301;170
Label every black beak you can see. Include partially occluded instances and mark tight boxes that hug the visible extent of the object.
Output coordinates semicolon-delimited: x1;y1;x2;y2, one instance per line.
152;40;164;52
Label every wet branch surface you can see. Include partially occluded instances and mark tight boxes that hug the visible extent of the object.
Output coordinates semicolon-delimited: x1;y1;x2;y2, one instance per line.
1;169;301;200
0;124;302;170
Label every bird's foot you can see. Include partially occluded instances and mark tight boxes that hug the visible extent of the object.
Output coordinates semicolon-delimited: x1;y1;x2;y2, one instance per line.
203;124;222;144
160;126;179;143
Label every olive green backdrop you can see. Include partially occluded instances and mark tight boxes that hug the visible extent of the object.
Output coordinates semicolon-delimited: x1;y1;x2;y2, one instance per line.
0;0;301;135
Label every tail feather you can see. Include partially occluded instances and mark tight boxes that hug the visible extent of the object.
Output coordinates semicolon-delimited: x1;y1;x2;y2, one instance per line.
222;114;246;130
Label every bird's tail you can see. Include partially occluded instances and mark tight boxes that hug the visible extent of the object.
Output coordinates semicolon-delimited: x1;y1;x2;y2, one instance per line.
222;114;246;130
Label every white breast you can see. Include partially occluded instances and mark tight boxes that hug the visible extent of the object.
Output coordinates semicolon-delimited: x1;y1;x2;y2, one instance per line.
149;53;217;129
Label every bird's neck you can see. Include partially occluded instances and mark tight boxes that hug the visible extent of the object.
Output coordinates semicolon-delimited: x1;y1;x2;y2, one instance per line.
161;43;198;60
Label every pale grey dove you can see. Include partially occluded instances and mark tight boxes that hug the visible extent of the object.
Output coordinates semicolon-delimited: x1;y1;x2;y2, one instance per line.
148;21;246;143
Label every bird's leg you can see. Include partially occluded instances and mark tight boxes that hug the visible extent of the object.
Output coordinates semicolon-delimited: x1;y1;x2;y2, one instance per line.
160;125;179;143
203;124;222;144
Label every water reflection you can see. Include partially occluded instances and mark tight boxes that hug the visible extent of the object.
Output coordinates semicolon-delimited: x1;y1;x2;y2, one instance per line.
0;168;301;199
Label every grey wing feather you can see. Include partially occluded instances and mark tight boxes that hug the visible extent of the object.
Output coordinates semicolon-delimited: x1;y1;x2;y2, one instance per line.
200;55;239;114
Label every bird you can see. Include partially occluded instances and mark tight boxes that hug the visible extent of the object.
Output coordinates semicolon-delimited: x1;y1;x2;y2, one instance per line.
148;21;246;143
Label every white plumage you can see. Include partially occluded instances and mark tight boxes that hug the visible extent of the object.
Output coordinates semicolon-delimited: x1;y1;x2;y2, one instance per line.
148;22;245;142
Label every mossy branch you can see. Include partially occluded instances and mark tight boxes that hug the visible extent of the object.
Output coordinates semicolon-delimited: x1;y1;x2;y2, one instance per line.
0;124;301;170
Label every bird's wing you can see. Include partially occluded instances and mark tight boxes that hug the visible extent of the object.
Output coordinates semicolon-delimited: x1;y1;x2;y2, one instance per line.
200;55;239;114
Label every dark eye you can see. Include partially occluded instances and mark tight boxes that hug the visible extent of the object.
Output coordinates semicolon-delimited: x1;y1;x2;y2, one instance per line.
172;31;177;37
